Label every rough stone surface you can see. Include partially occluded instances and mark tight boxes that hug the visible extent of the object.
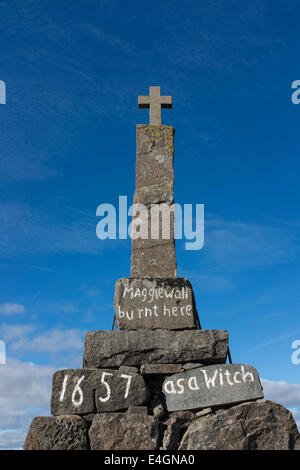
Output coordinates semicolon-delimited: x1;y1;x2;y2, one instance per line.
141;363;183;375
179;400;300;450
162;417;182;450
183;362;204;371
127;406;148;415
114;278;198;330
135;125;174;190
131;241;177;278
51;368;149;415
131;125;177;278
89;413;160;450
163;364;264;412
119;365;139;374
23;415;89;450
83;329;229;368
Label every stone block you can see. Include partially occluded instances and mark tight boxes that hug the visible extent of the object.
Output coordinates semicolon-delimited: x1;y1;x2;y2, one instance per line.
163;364;264;412
83;329;229;368
51;368;149;415
179;400;300;450
131;241;177;278
89;413;160;450
23;416;89;450
114;278;198;330
140;364;183;375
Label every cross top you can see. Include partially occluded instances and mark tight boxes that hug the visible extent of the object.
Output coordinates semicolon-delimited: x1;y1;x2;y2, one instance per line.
138;86;172;126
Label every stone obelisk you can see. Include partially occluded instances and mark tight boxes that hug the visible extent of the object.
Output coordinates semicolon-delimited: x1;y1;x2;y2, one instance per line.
130;86;177;278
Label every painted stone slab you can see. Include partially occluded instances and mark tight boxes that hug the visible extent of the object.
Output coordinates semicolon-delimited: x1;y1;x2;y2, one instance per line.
162;364;264;412
114;278;198;330
83;329;229;368
51;368;149;416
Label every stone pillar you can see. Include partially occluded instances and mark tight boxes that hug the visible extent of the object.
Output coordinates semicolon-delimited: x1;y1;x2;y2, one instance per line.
130;125;177;278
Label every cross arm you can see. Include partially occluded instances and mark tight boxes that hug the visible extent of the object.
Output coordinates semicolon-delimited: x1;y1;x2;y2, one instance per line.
138;96;150;108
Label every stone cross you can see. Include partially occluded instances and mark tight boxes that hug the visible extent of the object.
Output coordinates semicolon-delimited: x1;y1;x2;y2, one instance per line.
138;86;172;125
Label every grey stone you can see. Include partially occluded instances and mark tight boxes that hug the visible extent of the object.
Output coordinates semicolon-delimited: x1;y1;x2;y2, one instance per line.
166;411;195;425
89;413;160;450
119;365;139;374
163;364;264;412
135;125;174;190
153;404;165;420
131;203;175;251
130;125;177;278
138;86;172;126
127;406;148;415
141;363;183;375
51;368;149;415
179;400;300;450
195;407;212;417
162;417;182;450
83;329;228;368
134;181;174;206
114;278;198;330
131;241;177;278
183;362;204;371
23;415;89;450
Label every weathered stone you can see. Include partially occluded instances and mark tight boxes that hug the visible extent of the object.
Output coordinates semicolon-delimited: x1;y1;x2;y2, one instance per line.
119;365;139;374
130;125;177;278
179;400;300;450
23;415;89;450
141;364;183;375
163;364;264;412
51;368;149;415
135;125;174;190
138;86;172;126
183;362;204;371
114;278;198;330
83;329;228;368
131;203;175;251
127;406;148;415
166;410;195;424
131;241;177;278
89;413;160;450
134;181;174;206
162;417;182;450
195;407;212;417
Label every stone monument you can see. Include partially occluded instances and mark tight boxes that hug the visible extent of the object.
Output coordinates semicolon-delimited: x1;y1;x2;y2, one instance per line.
23;87;300;450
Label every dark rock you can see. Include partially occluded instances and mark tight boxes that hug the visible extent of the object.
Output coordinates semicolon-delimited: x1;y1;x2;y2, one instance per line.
179;400;300;450
51;368;149;415
127;406;148;415
114;278;198;330
23;415;89;450
163;364;264;412
89;413;160;450
141;363;182;375
83;329;229;368
119;365;139;374
167;410;195;425
162;417;182;450
183;362;204;371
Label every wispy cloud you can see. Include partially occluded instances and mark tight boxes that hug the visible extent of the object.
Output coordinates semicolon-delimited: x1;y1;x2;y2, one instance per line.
0;303;25;316
202;214;298;272
0;202;120;257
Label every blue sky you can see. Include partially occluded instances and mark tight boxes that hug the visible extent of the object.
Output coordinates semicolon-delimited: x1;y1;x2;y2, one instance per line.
1;0;300;449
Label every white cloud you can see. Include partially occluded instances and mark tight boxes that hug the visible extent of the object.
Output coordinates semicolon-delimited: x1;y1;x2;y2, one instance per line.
0;303;25;316
0;358;55;450
9;328;84;353
261;378;300;407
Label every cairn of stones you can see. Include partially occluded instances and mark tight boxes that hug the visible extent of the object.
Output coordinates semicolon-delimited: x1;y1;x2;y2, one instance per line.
24;87;300;450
